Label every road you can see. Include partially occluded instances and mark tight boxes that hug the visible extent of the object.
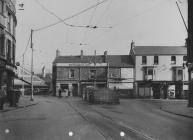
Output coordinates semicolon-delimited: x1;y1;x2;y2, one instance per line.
0;96;193;140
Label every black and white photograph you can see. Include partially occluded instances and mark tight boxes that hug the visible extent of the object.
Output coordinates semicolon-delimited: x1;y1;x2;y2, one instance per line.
0;0;193;139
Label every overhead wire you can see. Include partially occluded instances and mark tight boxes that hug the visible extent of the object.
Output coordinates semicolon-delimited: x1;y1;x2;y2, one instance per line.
81;0;101;44
34;0;109;32
86;0;169;46
16;33;31;60
96;0;114;25
34;0;97;29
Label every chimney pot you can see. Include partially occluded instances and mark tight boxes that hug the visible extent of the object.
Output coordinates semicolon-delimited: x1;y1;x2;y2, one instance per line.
104;51;108;62
131;40;135;49
80;50;83;59
56;49;60;57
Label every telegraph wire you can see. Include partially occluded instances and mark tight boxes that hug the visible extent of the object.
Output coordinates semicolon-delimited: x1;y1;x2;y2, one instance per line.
96;0;114;25
16;33;31;60
34;0;109;32
34;0;97;29
81;0;100;43
86;0;169;46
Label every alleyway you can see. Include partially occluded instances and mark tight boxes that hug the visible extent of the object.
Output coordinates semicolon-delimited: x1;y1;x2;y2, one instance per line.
0;96;193;140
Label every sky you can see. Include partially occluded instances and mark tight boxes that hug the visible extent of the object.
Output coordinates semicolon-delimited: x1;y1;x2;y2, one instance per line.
15;0;188;73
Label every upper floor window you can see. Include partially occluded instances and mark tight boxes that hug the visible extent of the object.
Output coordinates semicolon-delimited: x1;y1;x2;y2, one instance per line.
0;28;4;55
7;39;11;60
12;43;15;64
69;69;75;78
142;56;147;64
177;69;183;81
183;56;187;62
144;67;154;80
7;12;11;32
171;56;176;64
89;69;96;79
0;0;3;14
154;56;159;65
13;21;16;36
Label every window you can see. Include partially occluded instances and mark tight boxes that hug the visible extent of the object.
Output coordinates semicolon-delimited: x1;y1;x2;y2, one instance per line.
183;56;187;62
154;56;159;65
0;0;3;14
147;69;153;75
0;30;4;55
177;69;183;81
171;56;176;64
142;56;147;64
69;69;75;78
144;67;154;80
7;40;11;61
89;69;96;79
12;44;15;64
13;21;16;36
7;12;11;32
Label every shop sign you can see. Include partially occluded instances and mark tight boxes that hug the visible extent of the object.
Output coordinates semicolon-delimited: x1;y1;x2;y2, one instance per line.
56;63;107;67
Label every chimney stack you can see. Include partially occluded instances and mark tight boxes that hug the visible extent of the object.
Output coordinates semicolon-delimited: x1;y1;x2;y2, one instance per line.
80;50;83;59
131;40;135;49
104;51;108;62
56;49;60;57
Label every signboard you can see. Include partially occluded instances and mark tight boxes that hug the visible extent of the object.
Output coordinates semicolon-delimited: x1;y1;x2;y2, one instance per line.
56;63;107;67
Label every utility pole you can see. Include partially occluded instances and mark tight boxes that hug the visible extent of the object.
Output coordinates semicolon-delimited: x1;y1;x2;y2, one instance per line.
107;62;109;88
30;29;34;101
187;0;193;107
22;54;25;96
94;50;96;89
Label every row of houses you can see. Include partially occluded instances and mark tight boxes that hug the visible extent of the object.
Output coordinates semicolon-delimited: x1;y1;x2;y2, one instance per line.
52;42;188;99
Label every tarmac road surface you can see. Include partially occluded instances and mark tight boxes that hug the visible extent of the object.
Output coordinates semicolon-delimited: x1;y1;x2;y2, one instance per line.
0;96;193;140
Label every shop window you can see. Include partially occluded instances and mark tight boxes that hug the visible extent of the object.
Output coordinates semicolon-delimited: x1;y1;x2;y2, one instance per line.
154;56;159;65
142;56;147;64
69;69;75;78
171;56;176;64
89;69;96;79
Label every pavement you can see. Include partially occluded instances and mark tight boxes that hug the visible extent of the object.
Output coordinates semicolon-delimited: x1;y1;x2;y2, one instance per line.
0;96;40;113
139;99;193;119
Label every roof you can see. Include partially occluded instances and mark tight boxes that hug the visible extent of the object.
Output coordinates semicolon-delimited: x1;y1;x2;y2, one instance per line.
132;46;187;55
53;55;134;68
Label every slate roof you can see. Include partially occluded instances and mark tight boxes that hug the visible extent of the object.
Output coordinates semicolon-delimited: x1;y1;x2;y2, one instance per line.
53;55;134;68
132;46;187;55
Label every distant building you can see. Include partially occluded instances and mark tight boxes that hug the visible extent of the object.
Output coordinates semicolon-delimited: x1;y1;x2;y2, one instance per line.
52;50;134;97
130;42;188;99
0;0;17;91
14;66;48;94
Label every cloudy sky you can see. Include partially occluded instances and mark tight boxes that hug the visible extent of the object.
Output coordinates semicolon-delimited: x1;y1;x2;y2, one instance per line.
15;0;187;73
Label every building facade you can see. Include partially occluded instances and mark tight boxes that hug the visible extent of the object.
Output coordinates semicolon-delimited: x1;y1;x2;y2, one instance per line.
130;42;188;99
52;50;134;97
0;0;17;91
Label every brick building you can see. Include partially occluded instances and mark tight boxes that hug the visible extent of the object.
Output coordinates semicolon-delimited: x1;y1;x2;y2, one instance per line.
52;50;134;97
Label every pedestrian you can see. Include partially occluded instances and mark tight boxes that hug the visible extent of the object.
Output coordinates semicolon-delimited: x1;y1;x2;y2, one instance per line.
0;86;7;110
58;88;62;98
